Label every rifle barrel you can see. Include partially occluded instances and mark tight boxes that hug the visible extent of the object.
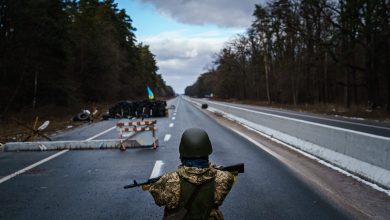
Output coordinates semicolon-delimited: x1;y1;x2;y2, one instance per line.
124;163;244;189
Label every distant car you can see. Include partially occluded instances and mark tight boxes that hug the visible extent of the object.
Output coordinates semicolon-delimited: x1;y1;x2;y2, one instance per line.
201;104;208;109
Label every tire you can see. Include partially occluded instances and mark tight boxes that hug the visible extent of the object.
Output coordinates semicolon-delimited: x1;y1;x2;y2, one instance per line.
77;112;90;121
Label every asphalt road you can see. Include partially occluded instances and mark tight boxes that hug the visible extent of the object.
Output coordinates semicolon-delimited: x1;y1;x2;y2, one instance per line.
0;96;351;219
196;99;390;138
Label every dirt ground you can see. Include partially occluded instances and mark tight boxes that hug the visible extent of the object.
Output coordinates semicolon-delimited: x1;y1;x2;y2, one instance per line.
0;102;112;143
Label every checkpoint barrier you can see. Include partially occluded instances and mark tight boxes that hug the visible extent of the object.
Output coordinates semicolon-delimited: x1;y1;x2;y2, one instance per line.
3;120;159;151
116;119;158;150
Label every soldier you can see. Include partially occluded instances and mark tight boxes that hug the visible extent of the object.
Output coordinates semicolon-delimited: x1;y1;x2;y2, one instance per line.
142;128;236;220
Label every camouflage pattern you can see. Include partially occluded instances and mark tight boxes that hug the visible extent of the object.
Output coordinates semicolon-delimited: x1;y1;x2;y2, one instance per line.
145;171;181;209
214;169;236;206
144;163;236;219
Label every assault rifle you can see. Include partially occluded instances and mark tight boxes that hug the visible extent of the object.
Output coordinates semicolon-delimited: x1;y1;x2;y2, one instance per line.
124;163;244;189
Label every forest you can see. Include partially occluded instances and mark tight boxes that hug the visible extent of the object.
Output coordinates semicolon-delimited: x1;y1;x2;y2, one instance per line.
0;0;174;116
185;0;390;111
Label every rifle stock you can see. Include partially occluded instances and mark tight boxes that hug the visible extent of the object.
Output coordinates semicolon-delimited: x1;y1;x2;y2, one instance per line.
124;163;244;189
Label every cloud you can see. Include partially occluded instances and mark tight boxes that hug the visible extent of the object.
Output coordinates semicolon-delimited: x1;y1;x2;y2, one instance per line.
141;0;262;28
141;31;229;93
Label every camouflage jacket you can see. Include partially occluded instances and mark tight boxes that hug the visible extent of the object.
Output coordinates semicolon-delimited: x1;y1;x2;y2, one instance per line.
144;163;235;219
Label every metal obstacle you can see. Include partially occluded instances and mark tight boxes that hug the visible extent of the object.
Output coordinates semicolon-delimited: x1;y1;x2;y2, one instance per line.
116;119;158;150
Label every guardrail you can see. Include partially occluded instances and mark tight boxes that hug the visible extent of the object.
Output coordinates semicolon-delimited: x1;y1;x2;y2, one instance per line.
188;98;390;189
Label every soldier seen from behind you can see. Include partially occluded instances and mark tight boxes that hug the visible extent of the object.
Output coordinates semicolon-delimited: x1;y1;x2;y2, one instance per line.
142;128;237;219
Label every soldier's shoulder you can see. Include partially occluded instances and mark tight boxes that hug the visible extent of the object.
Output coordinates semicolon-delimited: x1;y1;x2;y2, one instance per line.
214;170;235;205
159;171;180;183
215;170;235;183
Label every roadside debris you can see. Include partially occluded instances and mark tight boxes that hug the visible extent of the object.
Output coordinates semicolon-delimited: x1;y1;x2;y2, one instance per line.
12;118;51;142
73;109;99;122
201;104;208;109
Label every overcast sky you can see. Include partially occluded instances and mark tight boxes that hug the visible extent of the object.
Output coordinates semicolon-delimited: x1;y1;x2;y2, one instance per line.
116;0;263;94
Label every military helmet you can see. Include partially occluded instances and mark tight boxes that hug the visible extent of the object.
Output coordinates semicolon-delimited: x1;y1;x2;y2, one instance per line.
179;128;213;158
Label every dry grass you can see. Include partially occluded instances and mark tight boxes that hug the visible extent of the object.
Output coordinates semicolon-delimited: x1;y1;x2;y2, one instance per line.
0;102;112;143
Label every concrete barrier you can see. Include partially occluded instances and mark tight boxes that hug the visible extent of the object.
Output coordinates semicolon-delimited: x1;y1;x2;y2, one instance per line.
3;119;158;152
4;138;158;151
188;98;390;189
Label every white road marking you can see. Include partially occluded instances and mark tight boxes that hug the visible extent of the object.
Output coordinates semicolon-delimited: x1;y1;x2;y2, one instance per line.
0;149;69;184
84;126;116;141
0;123;118;184
175;97;181;113
173;112;176;116
229;127;390;196
164;134;171;142
235;103;390;131
172;117;176;120
150;160;164;178
169;123;174;128
191;99;390;140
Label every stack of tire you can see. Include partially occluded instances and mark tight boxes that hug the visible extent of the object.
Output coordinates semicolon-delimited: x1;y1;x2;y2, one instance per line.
108;100;167;118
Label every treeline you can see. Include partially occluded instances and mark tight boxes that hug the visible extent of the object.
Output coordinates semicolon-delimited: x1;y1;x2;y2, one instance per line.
186;0;390;111
0;0;174;115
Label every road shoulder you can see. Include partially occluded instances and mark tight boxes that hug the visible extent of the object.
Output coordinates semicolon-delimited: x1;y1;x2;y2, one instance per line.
197;104;390;220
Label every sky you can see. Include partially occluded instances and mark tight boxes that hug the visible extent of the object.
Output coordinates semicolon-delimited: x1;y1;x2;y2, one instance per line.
115;0;263;94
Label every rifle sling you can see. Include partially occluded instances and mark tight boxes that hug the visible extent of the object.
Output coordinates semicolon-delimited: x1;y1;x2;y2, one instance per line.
184;183;203;210
164;183;204;220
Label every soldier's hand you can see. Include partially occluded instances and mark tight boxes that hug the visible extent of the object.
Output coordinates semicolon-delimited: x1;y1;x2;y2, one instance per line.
230;170;239;176
142;184;151;191
210;163;223;169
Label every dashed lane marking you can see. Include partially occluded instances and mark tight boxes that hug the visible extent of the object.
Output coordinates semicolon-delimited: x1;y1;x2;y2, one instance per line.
175;97;181;113
164;134;171;142
169;123;174;128
150;160;164;179
172;117;176;120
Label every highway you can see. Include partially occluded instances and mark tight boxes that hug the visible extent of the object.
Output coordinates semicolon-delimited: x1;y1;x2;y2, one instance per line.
195;99;390;138
0;96;356;219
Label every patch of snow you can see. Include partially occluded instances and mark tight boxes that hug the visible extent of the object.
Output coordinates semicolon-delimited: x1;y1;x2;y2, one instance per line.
203;102;390;196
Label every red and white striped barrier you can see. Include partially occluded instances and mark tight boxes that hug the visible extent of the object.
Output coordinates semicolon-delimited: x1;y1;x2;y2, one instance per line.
121;126;157;132
116;120;158;150
116;120;156;128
